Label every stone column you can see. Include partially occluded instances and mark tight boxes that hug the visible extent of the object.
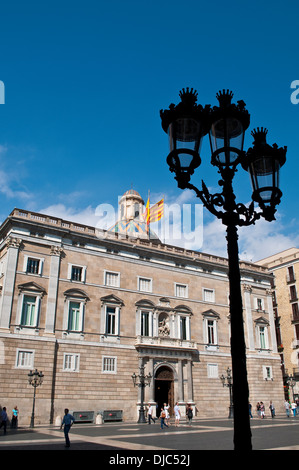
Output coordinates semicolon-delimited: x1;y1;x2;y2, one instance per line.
45;246;63;334
147;357;155;402
0;237;22;329
186;359;194;403
243;284;255;350
177;359;184;403
267;289;278;353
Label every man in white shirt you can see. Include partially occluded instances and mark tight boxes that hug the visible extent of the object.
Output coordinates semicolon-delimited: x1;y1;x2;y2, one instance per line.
148;404;155;424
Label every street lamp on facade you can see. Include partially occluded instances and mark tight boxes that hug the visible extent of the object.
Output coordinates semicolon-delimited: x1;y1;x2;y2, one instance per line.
160;88;287;451
28;369;44;428
132;365;152;423
220;367;234;419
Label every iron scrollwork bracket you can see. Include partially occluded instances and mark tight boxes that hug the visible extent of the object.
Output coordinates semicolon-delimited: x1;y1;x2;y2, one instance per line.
186;180;265;228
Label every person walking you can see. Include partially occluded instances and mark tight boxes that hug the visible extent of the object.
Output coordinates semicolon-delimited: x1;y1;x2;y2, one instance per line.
174;402;181;427
160;408;168;429
269;401;275;418
256;402;261;418
11;406;18;428
291;401;297;417
0;407;8;435
186;404;193;426
164;403;170;426
60;408;75;447
284;400;290;417
260;402;265;418
249;402;253;419
148;404;155;424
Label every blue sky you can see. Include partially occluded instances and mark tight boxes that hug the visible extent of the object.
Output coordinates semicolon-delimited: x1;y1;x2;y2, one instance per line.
0;0;298;261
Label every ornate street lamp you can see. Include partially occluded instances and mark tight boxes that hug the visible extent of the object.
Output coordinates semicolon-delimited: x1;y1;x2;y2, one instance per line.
132;365;152;423
286;374;296;402
220;367;234;419
160;88;287;451
28;369;44;428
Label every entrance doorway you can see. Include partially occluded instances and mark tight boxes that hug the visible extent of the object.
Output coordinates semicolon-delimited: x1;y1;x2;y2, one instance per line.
154;366;174;417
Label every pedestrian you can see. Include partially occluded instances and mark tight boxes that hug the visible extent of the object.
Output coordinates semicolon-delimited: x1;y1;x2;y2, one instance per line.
174;402;181;427
260;402;265;418
284;400;290;417
148;404;155;424
60;408;75;447
269;401;275;418
291;401;297;417
248;402;253;418
160;407;168;429
0;407;8;435
11;406;18;428
186;404;193;426
164;403;170;426
256;402;261;418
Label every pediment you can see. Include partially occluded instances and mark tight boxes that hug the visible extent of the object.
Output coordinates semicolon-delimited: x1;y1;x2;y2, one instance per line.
254;316;269;325
18;282;47;294
135;299;156;308
201;309;220;319
64;288;90;300
174;304;193;315
100;294;124;305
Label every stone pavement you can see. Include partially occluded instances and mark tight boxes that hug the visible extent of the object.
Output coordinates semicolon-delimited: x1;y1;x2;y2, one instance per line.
0;415;299;454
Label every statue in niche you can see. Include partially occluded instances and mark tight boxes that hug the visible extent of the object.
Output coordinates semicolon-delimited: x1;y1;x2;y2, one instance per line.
158;314;170;337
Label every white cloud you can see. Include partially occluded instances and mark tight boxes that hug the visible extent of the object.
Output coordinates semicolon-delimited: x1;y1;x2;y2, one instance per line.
39;193;299;264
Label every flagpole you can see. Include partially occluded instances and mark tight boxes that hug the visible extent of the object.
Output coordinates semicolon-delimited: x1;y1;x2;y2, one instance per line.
163;194;165;244
147;190;150;240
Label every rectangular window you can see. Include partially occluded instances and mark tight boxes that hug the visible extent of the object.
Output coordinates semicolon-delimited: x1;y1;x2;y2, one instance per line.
207;320;215;344
257;298;263;310
263;365;273;380
21;295;37;326
103;356;117;373
180;316;187;340
105;271;119;287
287;266;295;283
290;285;297;301
141;311;149;336
16;349;34;368
71;266;83;282
259;326;266;349
207;363;218;378
68;301;81;331
203;288;215;302
106;307;116;334
63;353;80;372
27;258;40;274
138;277;152;293
175;283;187;298
292;303;299;320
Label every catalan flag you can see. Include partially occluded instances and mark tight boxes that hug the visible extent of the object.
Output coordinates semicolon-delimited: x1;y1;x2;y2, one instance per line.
146;198;164;225
144;197;150;225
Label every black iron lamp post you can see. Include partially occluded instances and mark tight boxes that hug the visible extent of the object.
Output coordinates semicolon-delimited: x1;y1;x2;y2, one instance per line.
220;367;234;419
160;88;287;451
132;365;152;423
286;374;296;402
28;369;44;428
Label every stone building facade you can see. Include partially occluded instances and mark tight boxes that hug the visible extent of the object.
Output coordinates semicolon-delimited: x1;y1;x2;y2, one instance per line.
0;191;285;425
258;247;299;400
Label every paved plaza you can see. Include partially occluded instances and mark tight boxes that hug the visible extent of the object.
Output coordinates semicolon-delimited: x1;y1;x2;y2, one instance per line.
0;415;299;455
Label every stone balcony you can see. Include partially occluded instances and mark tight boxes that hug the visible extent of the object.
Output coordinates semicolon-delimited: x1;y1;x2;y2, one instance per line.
135;334;196;350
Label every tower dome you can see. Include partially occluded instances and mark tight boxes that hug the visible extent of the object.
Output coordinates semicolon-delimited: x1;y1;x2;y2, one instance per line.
108;189;160;242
